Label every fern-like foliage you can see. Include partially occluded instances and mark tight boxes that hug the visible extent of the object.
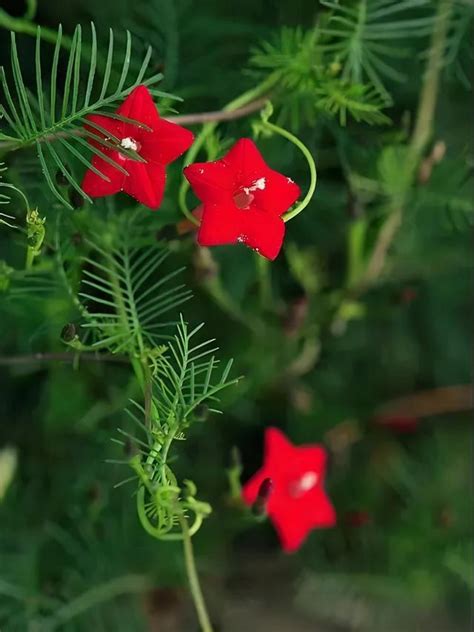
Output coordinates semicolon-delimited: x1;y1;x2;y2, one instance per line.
250;25;390;128
0;24;176;208
0;163;28;223
319;0;434;101
250;27;321;92
316;80;391;126
57;215;192;355
118;316;239;540
442;0;474;89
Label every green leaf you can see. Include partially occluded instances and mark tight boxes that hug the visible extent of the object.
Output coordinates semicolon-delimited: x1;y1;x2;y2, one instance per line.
319;0;434;101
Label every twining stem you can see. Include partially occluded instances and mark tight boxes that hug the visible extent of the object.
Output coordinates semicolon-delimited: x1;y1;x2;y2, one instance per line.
179;513;214;632
260;118;317;223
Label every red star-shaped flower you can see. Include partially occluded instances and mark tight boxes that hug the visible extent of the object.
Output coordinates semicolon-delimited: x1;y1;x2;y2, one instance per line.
183;138;300;260
242;427;336;552
82;85;194;209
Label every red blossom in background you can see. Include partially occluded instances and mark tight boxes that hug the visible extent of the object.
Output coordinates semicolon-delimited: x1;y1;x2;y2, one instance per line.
184;138;300;260
82;85;194;209
242;427;336;552
344;510;372;528
375;414;419;433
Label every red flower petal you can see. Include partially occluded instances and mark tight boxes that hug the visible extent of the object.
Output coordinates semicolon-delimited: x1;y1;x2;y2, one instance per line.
197;202;242;246
117;85;161;133
82;152;125;198
310;489;337;528
184;138;300;259
242;427;336;553
81;85;194;209
254;168;300;216
223;138;268;182
271;504;314;552
239;210;285;260
123;161;166;209
142;118;195;165
184;162;236;204
265;427;297;464
222;138;300;215
197;204;285;260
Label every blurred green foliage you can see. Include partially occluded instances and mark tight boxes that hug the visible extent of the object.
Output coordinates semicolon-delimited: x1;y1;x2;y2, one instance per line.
0;0;472;630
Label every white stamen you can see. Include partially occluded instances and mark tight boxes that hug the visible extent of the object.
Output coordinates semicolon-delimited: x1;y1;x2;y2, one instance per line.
120;137;139;151
289;471;319;498
248;177;266;192
299;471;318;491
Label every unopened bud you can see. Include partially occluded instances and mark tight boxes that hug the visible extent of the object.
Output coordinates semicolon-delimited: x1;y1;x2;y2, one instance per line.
252;477;273;516
60;323;76;342
69;189;85;209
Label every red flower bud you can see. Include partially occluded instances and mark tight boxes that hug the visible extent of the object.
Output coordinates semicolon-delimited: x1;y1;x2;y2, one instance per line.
252;477;273;516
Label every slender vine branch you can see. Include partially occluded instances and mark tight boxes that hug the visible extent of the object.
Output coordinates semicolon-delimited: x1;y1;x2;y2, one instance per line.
167;96;269;125
357;0;453;289
179;513;214;632
376;384;473;420
410;0;454;161
0;96;272;154
0;352;128;366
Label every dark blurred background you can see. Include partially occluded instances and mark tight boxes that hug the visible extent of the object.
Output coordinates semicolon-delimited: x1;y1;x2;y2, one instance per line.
0;1;472;630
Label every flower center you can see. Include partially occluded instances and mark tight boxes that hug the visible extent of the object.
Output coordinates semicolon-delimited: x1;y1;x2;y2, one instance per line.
233;177;266;209
118;137;141;161
288;471;319;498
233;190;254;209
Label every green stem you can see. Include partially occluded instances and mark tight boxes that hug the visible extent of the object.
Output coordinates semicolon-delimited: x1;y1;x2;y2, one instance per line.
25;246;35;270
179;513;214;632
409;0;453;161
262;119;317;222
356;0;453;290
256;253;271;308
179;73;280;223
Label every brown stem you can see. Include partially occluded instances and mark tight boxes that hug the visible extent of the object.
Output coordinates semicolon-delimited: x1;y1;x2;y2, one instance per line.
0;352;128;366
0;97;269;153
166;96;268;125
375;385;473;420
